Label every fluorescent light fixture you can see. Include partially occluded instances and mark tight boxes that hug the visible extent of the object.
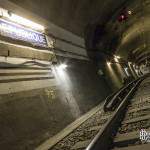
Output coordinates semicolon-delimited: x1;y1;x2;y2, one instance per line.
9;14;44;31
0;8;44;31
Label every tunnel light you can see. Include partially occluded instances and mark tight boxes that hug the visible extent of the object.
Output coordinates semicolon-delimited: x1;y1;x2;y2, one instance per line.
0;7;44;31
114;55;120;63
128;10;132;15
58;64;67;70
107;62;112;66
8;13;45;31
121;15;125;19
114;55;121;59
114;57;119;63
55;64;67;76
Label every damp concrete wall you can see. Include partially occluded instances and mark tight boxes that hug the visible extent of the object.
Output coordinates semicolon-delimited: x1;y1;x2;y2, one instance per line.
0;53;111;150
0;0;88;60
0;2;112;149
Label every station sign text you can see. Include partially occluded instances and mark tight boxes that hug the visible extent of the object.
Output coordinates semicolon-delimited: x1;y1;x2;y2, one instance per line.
0;19;47;47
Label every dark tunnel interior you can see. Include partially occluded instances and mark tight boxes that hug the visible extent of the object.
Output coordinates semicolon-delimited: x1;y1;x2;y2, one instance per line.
0;0;149;150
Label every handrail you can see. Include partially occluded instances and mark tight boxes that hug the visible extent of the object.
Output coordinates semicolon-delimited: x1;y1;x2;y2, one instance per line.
103;77;142;112
86;76;145;150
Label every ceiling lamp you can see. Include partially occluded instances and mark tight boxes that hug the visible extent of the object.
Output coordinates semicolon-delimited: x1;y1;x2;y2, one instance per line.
0;8;44;31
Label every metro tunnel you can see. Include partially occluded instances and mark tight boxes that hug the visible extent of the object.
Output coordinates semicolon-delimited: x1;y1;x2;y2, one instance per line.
0;0;150;150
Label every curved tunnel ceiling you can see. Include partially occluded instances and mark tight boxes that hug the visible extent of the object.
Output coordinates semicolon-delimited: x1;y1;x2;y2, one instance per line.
9;0;127;37
118;14;150;65
85;0;150;66
9;0;150;66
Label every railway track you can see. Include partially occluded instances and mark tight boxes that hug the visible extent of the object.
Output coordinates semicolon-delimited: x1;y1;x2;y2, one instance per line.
47;75;150;150
113;76;150;150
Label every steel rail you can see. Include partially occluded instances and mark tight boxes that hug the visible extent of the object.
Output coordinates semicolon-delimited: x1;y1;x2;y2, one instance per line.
86;76;145;150
103;77;144;112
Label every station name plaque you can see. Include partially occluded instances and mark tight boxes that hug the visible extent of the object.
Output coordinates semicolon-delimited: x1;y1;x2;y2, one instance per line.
0;19;48;47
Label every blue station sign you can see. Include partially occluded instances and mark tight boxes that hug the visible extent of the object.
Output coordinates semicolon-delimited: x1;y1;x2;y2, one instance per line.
0;19;48;47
